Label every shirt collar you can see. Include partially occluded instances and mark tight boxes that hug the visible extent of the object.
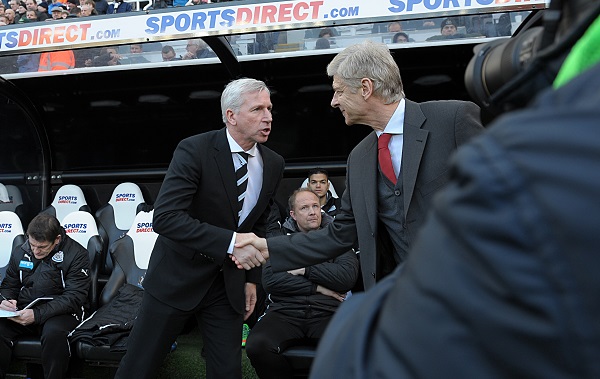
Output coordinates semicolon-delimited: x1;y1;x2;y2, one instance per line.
226;128;258;157
377;98;405;137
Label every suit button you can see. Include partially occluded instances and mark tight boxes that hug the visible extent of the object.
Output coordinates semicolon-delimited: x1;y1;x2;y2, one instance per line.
371;272;375;278
394;190;401;196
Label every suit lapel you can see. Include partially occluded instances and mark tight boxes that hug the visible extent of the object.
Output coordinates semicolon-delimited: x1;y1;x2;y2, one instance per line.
358;133;379;235
213;129;239;223
402;100;428;217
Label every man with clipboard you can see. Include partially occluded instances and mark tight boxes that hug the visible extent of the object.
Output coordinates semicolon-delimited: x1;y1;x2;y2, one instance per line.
0;213;90;379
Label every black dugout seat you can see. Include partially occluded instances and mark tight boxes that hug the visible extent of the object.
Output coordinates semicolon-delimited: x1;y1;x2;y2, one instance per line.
73;210;157;367
281;340;318;379
95;182;150;278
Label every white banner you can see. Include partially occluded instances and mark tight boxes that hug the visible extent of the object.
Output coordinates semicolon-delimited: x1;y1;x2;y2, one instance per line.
0;0;547;54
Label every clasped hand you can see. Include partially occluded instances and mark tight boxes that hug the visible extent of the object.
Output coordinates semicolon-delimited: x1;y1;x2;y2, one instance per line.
231;233;269;270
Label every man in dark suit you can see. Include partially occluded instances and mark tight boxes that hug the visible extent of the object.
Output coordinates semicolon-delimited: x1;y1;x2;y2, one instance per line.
236;41;483;291
115;78;285;379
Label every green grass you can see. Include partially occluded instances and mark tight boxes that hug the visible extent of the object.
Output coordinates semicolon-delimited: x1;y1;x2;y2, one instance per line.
7;326;259;379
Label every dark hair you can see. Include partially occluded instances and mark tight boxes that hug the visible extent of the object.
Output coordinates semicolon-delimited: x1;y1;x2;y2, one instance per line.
288;187;318;212
162;45;175;54
319;28;333;38
393;32;409;43
307;167;329;180
27;213;61;242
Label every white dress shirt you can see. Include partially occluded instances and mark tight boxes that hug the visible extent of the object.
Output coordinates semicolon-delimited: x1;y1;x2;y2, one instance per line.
376;98;406;179
226;129;264;253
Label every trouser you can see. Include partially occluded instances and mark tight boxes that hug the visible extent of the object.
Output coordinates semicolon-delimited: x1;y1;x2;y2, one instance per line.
0;314;79;379
115;272;243;379
245;310;333;379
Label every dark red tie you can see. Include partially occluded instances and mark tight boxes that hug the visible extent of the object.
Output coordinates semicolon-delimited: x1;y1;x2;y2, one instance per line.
378;133;396;184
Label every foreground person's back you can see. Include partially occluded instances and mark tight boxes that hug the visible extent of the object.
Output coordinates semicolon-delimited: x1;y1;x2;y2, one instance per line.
308;60;600;379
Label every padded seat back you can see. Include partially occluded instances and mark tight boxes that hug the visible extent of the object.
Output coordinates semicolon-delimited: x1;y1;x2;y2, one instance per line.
0;211;25;284
95;182;148;275
74;210;157;368
43;184;92;223
62;211;104;310
0;184;26;222
100;210;157;306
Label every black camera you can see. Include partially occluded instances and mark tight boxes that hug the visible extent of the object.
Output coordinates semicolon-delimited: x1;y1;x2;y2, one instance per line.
465;0;600;121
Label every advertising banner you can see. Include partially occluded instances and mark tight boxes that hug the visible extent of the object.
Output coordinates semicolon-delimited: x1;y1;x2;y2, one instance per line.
0;0;547;55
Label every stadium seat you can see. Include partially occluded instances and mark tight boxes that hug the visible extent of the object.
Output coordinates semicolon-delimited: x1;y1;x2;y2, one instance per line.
40;184;92;223
74;210;157;367
62;211;104;310
0;211;25;284
0;183;26;223
281;341;318;379
95;182;150;277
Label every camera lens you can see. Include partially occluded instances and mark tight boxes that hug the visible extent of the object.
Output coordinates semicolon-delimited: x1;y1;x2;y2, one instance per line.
465;26;544;111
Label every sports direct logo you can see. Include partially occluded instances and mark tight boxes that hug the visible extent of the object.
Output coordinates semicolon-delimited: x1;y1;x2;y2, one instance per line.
136;222;153;233
116;193;136;202
0;223;12;233
63;223;87;234
57;195;78;204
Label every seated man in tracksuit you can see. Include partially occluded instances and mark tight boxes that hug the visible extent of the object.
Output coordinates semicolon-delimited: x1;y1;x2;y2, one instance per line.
246;188;359;379
0;213;90;379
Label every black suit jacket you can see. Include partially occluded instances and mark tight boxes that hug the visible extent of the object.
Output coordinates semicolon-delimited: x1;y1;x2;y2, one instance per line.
270;99;483;290
143;128;285;313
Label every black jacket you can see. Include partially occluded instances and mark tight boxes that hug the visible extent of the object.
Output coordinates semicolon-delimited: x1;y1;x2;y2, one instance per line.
322;191;341;217
69;283;143;352
0;229;90;324
264;213;358;315
309;62;600;379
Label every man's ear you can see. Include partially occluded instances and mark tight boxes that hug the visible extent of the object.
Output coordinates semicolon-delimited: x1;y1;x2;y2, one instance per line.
361;78;374;99
290;210;297;221
226;109;236;125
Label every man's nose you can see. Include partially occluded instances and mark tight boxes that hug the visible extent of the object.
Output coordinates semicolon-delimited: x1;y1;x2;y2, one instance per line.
264;109;272;121
331;95;338;108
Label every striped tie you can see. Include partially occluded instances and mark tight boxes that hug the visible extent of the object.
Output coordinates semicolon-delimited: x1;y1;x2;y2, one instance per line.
236;152;249;219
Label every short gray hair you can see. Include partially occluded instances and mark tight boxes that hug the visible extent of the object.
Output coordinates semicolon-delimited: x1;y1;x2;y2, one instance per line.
326;40;404;104
221;78;270;124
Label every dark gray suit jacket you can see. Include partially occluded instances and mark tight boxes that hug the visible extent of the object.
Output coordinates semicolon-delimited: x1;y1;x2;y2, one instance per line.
143;128;285;313
270;99;482;289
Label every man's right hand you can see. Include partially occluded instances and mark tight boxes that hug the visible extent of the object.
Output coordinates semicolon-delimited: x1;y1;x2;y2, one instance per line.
232;233;268;270
0;299;17;312
232;233;269;269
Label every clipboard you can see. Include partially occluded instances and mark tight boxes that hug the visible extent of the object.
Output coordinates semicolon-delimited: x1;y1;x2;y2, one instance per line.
0;297;54;318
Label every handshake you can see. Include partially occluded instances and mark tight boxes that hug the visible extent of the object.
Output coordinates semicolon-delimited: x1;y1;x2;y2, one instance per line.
230;233;269;270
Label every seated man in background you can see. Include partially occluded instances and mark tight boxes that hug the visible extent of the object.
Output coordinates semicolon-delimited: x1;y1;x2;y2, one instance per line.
246;188;358;379
0;213;90;379
306;168;341;217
